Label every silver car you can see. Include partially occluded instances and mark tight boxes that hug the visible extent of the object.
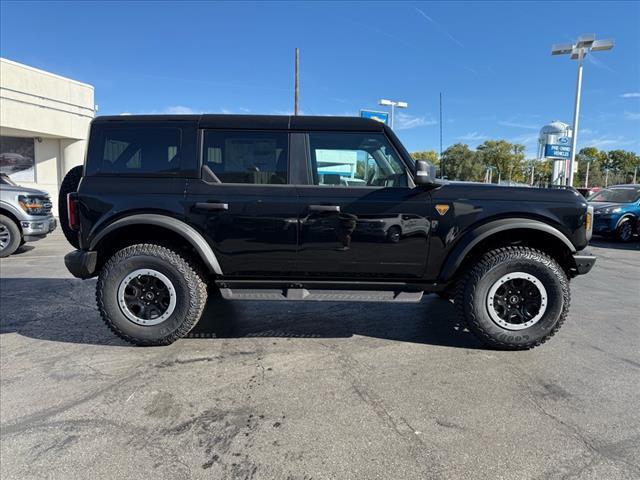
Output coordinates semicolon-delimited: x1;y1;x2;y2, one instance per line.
0;174;57;257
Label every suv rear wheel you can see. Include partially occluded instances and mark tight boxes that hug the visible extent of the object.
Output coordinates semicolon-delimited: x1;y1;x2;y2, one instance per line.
455;246;569;350
0;215;21;258
97;244;207;345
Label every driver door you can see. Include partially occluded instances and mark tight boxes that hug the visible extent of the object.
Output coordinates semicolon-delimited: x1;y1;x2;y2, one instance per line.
294;131;431;279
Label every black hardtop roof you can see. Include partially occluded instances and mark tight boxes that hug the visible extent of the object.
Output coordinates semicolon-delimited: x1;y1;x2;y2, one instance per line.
92;114;387;132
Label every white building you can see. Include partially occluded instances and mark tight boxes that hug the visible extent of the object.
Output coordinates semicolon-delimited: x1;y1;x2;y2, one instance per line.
0;58;95;214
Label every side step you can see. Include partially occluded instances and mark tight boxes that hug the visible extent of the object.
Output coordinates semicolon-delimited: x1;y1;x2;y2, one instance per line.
219;287;423;303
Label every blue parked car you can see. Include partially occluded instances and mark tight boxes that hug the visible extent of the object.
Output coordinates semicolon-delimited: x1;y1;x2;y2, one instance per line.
588;185;640;242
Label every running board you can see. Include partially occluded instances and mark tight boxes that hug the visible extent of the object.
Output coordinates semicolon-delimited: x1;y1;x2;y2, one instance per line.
218;288;423;303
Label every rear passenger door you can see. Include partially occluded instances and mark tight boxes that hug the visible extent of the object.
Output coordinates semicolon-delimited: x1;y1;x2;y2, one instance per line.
185;130;300;277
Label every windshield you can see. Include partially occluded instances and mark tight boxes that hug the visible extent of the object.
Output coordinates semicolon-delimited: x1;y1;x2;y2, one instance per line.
588;187;640;203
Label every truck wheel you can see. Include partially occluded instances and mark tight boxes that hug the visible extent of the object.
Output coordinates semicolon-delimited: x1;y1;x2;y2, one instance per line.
615;219;633;242
455;246;569;350
58;165;83;249
387;226;401;243
96;244;208;346
0;215;22;258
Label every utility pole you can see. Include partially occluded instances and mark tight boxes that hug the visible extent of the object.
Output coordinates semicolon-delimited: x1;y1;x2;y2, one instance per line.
294;48;299;116
584;160;590;188
439;92;444;178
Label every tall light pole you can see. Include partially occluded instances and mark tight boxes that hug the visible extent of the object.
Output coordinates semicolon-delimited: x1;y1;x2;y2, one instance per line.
294;48;299;116
552;34;614;187
378;99;408;129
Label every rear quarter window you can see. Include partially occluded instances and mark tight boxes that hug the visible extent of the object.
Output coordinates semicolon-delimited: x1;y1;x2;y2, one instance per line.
86;125;196;176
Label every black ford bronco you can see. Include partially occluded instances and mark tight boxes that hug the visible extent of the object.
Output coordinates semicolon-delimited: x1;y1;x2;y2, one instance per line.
61;114;595;349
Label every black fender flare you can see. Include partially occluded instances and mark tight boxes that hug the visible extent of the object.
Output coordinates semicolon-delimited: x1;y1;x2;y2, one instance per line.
89;214;223;275
439;218;576;282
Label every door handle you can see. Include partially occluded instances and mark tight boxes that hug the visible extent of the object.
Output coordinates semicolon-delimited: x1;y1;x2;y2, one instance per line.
309;204;340;213
194;202;229;211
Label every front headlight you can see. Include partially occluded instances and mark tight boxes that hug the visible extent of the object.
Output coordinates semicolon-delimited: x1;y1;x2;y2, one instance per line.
599;207;622;215
17;195;49;215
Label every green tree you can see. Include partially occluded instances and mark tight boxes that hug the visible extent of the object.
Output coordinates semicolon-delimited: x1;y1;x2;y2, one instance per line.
410;150;439;169
575;147;606;188
441;143;483;181
476;140;525;183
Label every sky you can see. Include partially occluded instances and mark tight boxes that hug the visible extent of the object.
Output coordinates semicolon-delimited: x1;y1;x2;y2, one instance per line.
1;1;639;157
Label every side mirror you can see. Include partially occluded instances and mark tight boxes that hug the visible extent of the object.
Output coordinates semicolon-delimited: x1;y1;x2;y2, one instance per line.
415;160;438;187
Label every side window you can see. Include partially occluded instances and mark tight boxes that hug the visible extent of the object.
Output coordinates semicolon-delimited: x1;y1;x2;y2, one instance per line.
202;130;288;184
308;132;408;187
100;127;181;174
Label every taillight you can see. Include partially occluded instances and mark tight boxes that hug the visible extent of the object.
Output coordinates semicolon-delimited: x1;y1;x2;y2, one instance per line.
67;193;79;231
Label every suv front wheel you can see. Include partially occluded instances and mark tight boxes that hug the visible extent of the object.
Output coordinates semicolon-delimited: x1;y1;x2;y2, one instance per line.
97;244;207;345
455;246;570;350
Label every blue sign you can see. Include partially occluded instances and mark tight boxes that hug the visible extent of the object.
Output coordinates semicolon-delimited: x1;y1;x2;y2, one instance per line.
544;143;572;159
360;110;389;125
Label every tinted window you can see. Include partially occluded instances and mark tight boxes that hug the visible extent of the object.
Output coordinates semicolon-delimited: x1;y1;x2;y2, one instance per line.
588;187;640;203
203;131;288;184
98;127;182;174
308;132;407;188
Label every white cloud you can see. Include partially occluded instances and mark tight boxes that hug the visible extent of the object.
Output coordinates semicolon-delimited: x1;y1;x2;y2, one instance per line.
624;111;640;120
499;120;539;130
164;105;197;114
394;112;437;130
457;132;487;142
581;135;635;149
620;92;640;98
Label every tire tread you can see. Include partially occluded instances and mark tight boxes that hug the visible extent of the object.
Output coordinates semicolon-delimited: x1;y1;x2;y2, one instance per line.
454;246;570;350
96;243;207;346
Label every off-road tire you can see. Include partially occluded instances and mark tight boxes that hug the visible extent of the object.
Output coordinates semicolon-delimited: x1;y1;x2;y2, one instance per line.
0;215;22;258
455;246;570;350
615;219;634;243
97;243;207;346
58;165;83;248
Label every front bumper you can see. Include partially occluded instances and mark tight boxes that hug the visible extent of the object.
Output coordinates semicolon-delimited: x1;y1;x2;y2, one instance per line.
572;251;596;275
65;249;98;279
21;216;57;242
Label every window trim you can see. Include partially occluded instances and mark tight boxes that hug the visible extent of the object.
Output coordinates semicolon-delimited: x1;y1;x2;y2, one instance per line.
198;128;292;186
299;131;414;189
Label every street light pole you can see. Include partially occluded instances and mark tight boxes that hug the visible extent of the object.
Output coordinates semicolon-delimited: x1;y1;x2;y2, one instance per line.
551;34;614;187
568;52;584;187
378;99;408;130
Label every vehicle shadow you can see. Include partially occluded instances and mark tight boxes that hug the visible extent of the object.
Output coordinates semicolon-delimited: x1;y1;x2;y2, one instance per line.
0;277;484;350
590;237;640;251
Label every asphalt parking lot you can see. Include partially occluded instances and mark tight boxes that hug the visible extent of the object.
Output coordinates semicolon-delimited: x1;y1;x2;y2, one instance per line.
1;229;639;480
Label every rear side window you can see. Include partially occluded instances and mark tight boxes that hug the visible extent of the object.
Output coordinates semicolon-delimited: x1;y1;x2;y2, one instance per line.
94;127;182;175
203;130;288;184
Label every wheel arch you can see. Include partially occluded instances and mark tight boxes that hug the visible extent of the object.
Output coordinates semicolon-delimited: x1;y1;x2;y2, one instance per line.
439;219;576;282
90;214;222;275
0;205;23;233
615;213;637;229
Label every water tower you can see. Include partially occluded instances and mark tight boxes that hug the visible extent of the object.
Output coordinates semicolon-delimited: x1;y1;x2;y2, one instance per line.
538;121;573;185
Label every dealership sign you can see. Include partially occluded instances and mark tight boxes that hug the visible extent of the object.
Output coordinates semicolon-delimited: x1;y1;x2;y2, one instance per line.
544;136;571;159
360;110;389;125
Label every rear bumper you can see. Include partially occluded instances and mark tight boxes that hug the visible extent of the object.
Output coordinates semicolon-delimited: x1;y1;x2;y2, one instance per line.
572;251;596;275
65;249;98;279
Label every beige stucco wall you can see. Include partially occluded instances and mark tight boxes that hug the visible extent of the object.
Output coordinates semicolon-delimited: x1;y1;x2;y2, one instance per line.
0;58;94;215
